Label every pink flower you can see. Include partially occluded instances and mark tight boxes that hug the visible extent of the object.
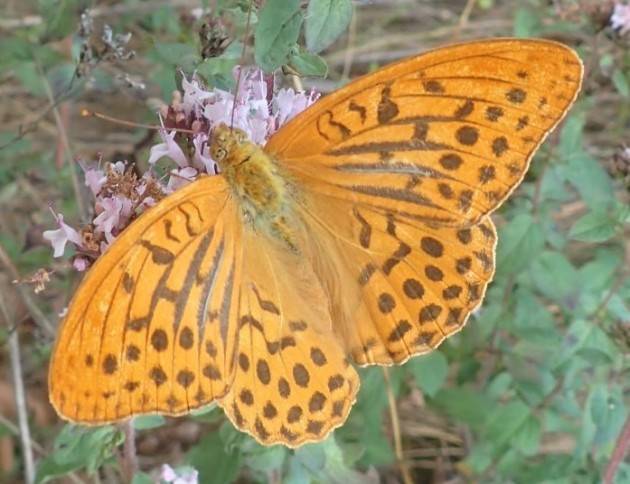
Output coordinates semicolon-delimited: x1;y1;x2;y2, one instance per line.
611;2;630;35
93;196;133;242
148;130;189;167
43;212;82;257
73;257;90;272
84;167;107;196
160;464;198;484
166;167;198;193
181;75;213;116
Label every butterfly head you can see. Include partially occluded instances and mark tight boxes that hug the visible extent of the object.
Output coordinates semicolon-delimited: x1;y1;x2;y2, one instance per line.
210;123;248;168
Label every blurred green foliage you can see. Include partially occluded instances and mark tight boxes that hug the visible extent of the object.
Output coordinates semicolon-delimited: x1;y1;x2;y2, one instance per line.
0;0;628;483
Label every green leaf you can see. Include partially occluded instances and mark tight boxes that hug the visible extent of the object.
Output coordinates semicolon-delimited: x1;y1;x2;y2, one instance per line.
133;415;165;430
483;399;530;449
407;351;448;397
558;114;584;162
529;250;578;304
433;388;494;432
36;426;122;483
186;431;241;484
38;0;77;41
254;0;303;71
513;8;541;37
612;68;630;98
289;47;328;77
569;210;619;242
305;0;353;53
131;472;154;484
496;213;545;274
153;42;199;72
566;152;615;210
512;415;541;456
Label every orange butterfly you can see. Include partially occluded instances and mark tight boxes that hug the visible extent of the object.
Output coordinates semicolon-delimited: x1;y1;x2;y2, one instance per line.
49;39;582;447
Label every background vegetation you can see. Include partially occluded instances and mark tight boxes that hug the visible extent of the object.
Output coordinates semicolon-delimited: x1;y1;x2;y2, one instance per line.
0;0;629;483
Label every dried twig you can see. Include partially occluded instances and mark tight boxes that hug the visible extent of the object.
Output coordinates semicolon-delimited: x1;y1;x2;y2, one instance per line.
0;241;55;337
0;291;35;484
119;420;138;482
382;367;413;484
604;412;630;484
36;59;88;222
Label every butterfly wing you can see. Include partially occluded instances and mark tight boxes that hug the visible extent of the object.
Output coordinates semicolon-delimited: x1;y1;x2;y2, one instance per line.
218;228;359;446
49;176;243;423
265;39;582;364
267;39;582;225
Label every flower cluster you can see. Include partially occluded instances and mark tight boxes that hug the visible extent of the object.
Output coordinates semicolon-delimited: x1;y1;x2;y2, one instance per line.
44;67;319;269
611;1;630;35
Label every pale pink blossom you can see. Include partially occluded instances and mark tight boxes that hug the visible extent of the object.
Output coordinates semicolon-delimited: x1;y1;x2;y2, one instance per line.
73;257;90;272
93;196;133;242
611;2;630;35
160;464;198;484
84;167;107;196
43;212;82;257
166;167;198;192
148;130;188;167
192;134;216;173
181;75;213;116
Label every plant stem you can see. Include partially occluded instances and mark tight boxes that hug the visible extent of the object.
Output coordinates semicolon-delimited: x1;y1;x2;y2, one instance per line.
382;367;413;484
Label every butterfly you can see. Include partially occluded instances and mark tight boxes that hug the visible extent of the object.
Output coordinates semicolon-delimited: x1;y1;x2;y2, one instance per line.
49;39;583;447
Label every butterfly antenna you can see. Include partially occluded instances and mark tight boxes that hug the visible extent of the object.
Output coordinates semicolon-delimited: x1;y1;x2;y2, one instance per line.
229;0;253;130
80;109;195;134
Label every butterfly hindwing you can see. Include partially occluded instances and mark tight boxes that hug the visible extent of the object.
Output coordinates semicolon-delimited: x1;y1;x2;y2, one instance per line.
219;230;359;446
49;176;242;423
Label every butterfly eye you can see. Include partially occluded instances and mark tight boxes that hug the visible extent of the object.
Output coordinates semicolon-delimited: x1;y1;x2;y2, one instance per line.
214;147;227;160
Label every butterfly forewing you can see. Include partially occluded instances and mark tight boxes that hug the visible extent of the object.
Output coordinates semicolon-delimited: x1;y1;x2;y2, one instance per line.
267;39;583;225
49;177;242;423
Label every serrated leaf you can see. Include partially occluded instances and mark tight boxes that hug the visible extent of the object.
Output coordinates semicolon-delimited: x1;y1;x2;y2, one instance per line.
305;0;353;53
289;48;328;77
569;210;620;242
254;0;303;71
407;351;448;397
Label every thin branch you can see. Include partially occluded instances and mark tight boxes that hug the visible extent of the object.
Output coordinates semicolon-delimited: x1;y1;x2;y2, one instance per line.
604;412;630;484
0;292;35;484
340;6;358;81
36;58;88;222
452;0;477;41
119;420;138;482
382;367;413;484
0;0;202;29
